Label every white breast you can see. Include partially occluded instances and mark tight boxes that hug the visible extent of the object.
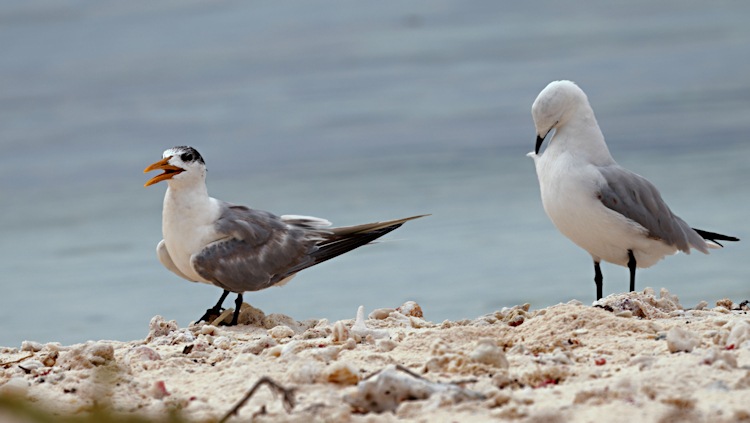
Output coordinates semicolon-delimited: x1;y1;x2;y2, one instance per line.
162;188;223;283
535;149;676;268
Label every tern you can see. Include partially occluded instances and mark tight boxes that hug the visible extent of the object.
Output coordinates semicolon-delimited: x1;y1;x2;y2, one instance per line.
144;146;426;325
527;80;738;300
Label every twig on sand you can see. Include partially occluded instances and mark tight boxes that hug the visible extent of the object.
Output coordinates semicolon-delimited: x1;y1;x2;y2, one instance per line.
362;364;422;381
219;376;295;423
0;353;33;368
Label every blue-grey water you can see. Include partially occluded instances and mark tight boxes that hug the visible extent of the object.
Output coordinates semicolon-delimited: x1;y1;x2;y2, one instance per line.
1;1;749;347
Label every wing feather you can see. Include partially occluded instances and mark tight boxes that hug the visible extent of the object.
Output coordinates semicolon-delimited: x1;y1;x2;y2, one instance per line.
191;203;318;292
191;206;426;293
597;166;707;253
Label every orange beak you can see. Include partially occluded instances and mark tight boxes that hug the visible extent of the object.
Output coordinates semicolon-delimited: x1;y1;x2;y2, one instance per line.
143;156;184;187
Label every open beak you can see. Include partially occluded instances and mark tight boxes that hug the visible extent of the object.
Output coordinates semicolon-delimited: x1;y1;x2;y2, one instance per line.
143;156;183;187
535;134;546;155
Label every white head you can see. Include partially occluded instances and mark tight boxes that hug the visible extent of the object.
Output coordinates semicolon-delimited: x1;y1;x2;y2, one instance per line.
531;80;590;154
144;146;207;188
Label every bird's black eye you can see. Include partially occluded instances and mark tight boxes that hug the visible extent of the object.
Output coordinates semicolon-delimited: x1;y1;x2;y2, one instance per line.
181;152;194;162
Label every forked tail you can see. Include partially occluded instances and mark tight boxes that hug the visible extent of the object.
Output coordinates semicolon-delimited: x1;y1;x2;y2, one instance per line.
276;215;427;281
692;228;740;248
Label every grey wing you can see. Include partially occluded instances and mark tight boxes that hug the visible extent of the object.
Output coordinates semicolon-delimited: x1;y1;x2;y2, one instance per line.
191;203;319;293
157;240;194;281
597;166;707;253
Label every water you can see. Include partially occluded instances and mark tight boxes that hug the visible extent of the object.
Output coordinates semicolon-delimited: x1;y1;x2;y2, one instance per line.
1;1;749;347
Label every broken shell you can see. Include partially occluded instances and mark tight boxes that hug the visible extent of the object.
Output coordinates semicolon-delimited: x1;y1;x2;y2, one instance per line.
151;380;170;399
287;360;323;384
350;306;390;341
311;345;341;362
147;316;179;342
18;360;45;372
716;298;734;309
125;346;161;365
397;301;423;318
331;321;350;343
725;320;750;348
508;315;525;327
41;351;58;367
345;365;484;413
470;339;509;369
241;336;277;355
325;362;360;385
369;308;396;320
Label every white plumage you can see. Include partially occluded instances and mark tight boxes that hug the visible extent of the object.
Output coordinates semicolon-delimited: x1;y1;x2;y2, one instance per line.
527;80;738;299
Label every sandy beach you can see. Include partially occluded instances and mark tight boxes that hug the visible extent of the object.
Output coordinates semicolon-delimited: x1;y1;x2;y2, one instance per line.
1;288;749;422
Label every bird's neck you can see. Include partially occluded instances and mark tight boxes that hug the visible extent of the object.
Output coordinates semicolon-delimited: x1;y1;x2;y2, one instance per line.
553;106;615;166
162;179;212;220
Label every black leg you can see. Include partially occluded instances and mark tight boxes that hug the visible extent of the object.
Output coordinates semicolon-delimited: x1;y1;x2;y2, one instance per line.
198;290;230;322
230;293;244;326
594;261;603;300
627;250;637;293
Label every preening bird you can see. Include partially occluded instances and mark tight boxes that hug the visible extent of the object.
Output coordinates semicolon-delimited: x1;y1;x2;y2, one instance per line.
527;80;738;300
144;146;426;325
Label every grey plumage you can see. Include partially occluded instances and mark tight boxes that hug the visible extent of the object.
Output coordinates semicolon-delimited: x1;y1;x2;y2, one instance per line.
145;145;427;326
597;165;707;254
192;204;321;293
191;205;426;293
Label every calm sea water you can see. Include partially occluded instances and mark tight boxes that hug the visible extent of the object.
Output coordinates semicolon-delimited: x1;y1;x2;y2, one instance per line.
1;1;749;347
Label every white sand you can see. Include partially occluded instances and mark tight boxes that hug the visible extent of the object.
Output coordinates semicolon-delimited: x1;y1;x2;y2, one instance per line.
1;289;750;422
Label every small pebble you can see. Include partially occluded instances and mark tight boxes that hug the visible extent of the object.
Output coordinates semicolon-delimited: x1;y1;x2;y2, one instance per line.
312;345;341;362
377;339;398;352
0;378;29;396
470;339;509;369
213;336;232;350
268;325;295;340
20;341;43;352
614;310;633;318
369;308;395;320
342;338;357;350
199;325;217;336
666;326;699;353
694;301;708;311
126;346;161;364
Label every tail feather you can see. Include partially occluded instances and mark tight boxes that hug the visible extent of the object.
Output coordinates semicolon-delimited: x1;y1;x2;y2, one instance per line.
313;223;404;264
275;215;428;281
692;228;740;248
329;214;429;237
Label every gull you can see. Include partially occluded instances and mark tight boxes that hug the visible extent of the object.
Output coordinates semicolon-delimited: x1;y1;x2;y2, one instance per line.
527;80;738;300
144;146;426;325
